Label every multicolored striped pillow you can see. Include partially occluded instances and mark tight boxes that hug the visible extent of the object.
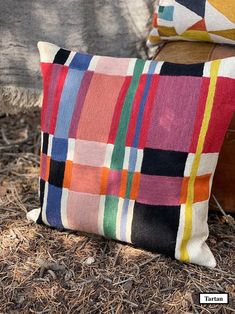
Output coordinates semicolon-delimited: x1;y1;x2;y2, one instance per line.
147;0;235;46
28;42;235;267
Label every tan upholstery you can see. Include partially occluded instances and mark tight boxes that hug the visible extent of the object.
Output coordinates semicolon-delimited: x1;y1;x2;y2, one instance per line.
155;42;235;213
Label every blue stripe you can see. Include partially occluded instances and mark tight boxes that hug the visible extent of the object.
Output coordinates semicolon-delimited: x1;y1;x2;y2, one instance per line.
128;147;138;172
55;69;84;138
148;61;157;74
132;64;156;147
46;184;63;228
70;53;92;70
120;198;129;241
51;137;68;161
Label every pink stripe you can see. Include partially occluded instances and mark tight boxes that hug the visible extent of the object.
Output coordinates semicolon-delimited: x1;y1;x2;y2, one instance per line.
108;77;132;144
138;75;160;148
146;76;201;152
73;139;106;167
49;66;69;135
125;75;147;146
76;74;125;142
67;192;100;234
137;174;183;206
203;77;235;152
95;56;130;76
69;71;93;138
40;63;53;132
44;64;63;132
189;77;209;153
106;170;122;196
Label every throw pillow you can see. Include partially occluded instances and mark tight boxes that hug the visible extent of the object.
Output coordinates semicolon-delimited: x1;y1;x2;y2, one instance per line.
28;42;235;267
147;0;235;46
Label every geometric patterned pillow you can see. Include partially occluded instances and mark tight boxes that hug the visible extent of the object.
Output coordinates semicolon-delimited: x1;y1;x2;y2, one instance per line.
147;0;235;46
28;42;235;267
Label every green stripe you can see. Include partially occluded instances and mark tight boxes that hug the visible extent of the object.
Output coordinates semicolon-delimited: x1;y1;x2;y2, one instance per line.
125;172;133;199
103;196;119;239
110;59;145;170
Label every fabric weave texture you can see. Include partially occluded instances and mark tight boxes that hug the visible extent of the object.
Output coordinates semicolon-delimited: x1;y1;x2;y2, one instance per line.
30;42;235;267
147;0;235;46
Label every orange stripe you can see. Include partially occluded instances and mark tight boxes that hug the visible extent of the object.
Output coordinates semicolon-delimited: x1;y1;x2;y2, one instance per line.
130;172;141;200
39;153;43;176
100;167;109;194
45;156;51;181
63;160;73;188
180;174;211;204
119;170;128;198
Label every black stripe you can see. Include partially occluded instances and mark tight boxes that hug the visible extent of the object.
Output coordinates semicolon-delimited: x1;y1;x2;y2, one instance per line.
131;202;180;258
160;62;204;77
37;179;45;224
53;48;71;65
141;148;187;177
42;132;49;155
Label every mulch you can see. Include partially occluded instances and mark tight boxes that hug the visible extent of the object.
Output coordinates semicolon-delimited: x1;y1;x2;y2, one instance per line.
0;110;234;314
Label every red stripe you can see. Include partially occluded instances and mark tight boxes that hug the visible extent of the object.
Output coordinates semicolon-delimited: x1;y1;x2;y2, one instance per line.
139;74;160;148
189;77;210;153
40;63;53;131
49;66;69;135
202;77;235;153
108;76;131;144
125;74;147;146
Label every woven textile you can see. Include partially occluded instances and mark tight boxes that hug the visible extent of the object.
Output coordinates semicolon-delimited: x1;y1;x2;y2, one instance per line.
30;42;235;267
147;0;235;46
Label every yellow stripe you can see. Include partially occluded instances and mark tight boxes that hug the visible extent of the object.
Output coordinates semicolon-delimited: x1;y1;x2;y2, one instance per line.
180;60;220;262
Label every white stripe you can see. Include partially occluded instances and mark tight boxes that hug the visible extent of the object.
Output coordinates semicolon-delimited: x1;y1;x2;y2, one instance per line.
175;204;185;260
135;149;143;172
126;58;137;76
47;134;53;157
143;60;151;74
115;198;124;241
27;207;41;222
187;201;216;267
123;147;131;170
41;131;43;151
42;182;49;225
126;200;135;243
60;188;69;228
154;61;164;74
98;196;105;236
184;153;219;177
37;42;60;63
203;61;212;78
104;144;113;168
88;55;100;71
67;138;75;161
175;203;216;267
218;57;235;79
64;51;76;67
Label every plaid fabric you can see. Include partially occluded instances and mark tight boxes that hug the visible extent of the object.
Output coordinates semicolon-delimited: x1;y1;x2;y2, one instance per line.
147;0;235;47
33;42;235;267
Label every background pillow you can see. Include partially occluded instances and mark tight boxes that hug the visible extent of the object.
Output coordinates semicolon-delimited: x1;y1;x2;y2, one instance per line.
28;42;235;268
147;0;235;46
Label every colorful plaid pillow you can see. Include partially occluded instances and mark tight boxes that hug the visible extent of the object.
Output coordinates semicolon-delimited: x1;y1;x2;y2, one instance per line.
28;42;235;267
147;0;235;46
